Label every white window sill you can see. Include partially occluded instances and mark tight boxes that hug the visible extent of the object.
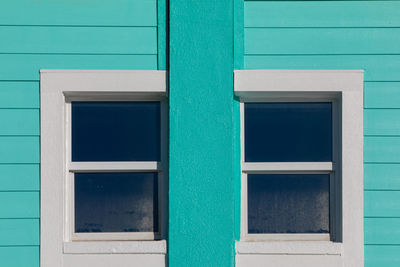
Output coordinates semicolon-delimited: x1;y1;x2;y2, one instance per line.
63;240;167;254
236;241;342;255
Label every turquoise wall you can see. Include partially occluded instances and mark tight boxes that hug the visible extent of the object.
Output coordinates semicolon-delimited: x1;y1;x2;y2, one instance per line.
0;0;162;266
2;1;400;266
242;1;400;266
169;0;236;266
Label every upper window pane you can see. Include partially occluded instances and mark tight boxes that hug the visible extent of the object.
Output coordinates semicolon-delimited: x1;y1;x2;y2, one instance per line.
245;102;332;162
248;174;330;234
72;102;160;162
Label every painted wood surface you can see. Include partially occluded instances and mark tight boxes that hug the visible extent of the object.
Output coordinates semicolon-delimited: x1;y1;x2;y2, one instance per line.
0;165;40;191
365;191;400;217
365;137;400;163
243;1;400;266
0;137;39;163
0;0;156;26
0;26;157;54
0;109;39;136
365;246;400;267
0;82;39;108
245;55;400;82
365;82;400;108
0;247;39;267
245;28;400;55
365;109;400;136
0;219;39;245
365;218;400;244
245;1;400;27
365;164;400;190
0;192;39;218
157;0;167;70
0;1;160;265
0;54;157;81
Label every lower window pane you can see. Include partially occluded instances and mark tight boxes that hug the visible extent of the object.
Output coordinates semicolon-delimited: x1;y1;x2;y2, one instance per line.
248;174;329;234
74;172;158;233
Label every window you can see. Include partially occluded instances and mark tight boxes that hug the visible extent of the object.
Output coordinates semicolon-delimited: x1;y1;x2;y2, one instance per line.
41;70;167;267
234;70;364;267
69;101;163;241
243;101;338;241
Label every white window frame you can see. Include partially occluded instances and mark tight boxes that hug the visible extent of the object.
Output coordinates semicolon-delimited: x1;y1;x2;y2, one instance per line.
66;100;166;242
234;70;364;267
41;70;167;267
241;99;340;243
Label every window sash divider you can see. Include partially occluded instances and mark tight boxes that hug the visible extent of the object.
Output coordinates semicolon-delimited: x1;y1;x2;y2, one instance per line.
242;162;333;172
68;161;161;172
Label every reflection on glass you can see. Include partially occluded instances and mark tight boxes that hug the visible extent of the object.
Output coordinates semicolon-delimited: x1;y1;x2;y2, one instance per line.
248;174;329;234
74;172;158;233
72;102;160;162
245;102;332;162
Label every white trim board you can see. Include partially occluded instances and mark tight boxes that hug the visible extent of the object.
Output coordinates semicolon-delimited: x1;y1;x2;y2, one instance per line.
41;70;167;267
234;69;363;96
64;241;167;254
235;69;364;267
236;241;342;255
41;70;167;95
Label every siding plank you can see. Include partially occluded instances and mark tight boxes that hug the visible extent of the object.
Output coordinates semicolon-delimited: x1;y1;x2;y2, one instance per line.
0;192;39;218
365;109;400;136
0;0;156;26
0;82;39;108
0;26;157;54
157;0;167;70
365;82;400;108
245;1;400;28
0;247;39;267
365;218;400;245
245;28;400;55
0;219;39;245
245;55;400;82
0;54;157;81
365;191;400;217
0;137;39;164
0;164;39;191
0;109;39;136
365;137;400;163
365;245;400;267
365;164;400;190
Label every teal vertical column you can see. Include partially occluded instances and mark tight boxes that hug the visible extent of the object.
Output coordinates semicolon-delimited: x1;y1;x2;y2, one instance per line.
169;1;235;266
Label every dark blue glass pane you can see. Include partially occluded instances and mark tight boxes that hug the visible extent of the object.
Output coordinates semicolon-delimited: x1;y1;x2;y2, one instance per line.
75;172;158;233
72;102;160;161
245;102;332;162
248;174;330;234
